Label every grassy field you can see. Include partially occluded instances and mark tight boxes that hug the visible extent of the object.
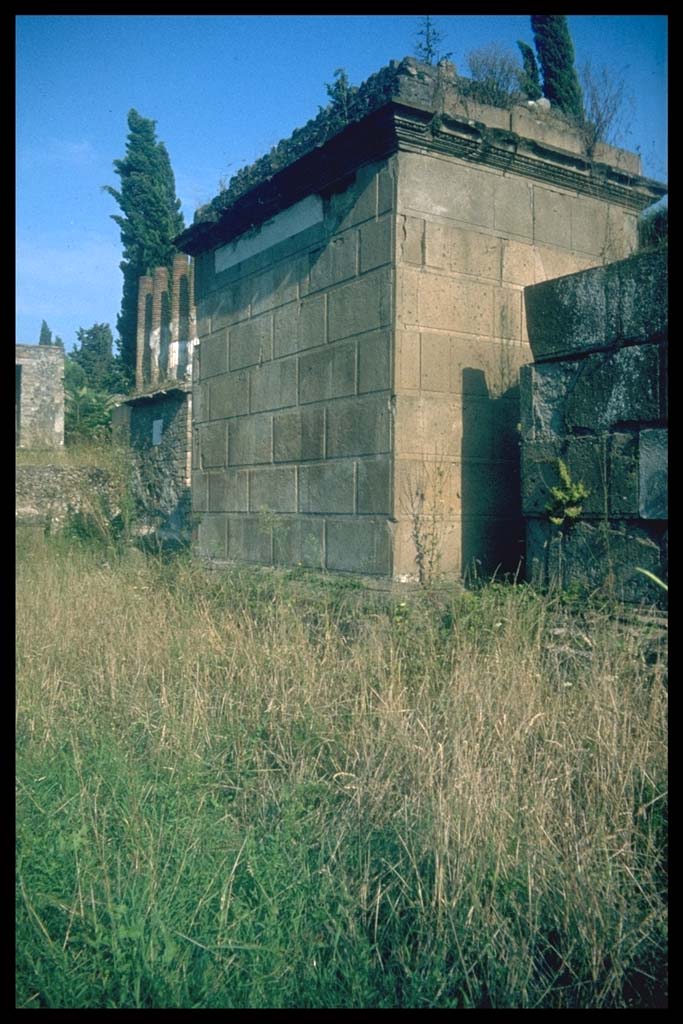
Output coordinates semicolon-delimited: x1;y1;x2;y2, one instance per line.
16;528;667;1008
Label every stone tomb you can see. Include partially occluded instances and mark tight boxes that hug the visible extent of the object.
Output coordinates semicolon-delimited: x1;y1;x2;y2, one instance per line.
178;58;665;579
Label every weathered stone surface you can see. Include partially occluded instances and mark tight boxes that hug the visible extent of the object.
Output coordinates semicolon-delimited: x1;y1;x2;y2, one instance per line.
397;153;495;229
424;222;502;280
358;331;391;394
328;268;390;341
273;407;325;463
273;295;326;357
273;517;324;567
326;395;391;457
639;429;667;520
228;415;272;466
299;343;356;405
250;466;296;513
609;432;639;516
15;465;122;529
250;358;297;413
229;315;273;370
564;346;660;432
298;461;355;514
16;345;64;449
357;457;392;515
308;232;357;293
533;187;573;248
359;216;392;273
521;439;562;515
200;332;229;378
227;514;272;564
494;176;533;239
209;468;248;512
209;371;249;420
199;420;228;468
198;514;228;559
326;518;392;575
525;249;668;360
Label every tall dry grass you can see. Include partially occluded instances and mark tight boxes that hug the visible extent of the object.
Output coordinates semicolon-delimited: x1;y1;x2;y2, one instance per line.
16;530;667;1007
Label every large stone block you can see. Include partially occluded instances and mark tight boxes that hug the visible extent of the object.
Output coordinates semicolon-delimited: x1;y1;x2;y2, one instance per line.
395;457;459;521
194;380;211;424
325;518;392;575
191;470;209;512
564;346;660;432
273;407;325;463
396;267;419;327
228;415;272;466
273;295;326;357
502;239;536;287
393;516;460;580
609;432;639;516
425;222;501;280
395;330;420;391
570;195;609;256
209;371;249;420
565;436;608;517
525;249;667;360
533;186;573;248
357;457;392;515
418;274;493;335
229;315;273;370
398;216;424;265
519;362;576;439
200;332;228;378
308;232;357;293
327;395;391;457
511;107;584;155
227;514;272;564
206;278;251;331
533;246;597;285
199;421;228;468
328;269;390;341
493;176;533;239
358;330;391;394
198;514;228;559
250;466;297;513
299;342;356;405
494;287;522;341
272;517;325;568
639;428;667;520
299;461;355;514
249;259;300;316
521;439;562;515
250;357;297;413
394;394;460;458
209;468;249;513
360;216;392;273
397;152;495;229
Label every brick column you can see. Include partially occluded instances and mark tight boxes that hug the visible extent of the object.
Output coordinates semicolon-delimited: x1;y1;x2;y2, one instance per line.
170;254;190;381
136;275;153;391
150;266;169;388
188;259;198;376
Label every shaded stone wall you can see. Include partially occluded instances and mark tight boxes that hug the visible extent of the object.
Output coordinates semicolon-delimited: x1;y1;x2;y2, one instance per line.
112;386;192;543
190;163;395;573
179;57;664;579
521;249;667;601
16;345;64;449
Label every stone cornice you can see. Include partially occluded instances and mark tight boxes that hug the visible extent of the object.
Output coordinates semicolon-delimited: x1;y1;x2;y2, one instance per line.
177;96;666;257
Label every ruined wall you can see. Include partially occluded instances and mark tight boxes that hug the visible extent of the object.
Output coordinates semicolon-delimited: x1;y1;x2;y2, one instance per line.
135;253;197;392
112;386;192;543
521;249;667;602
15;465;122;530
180;57;664;579
16;344;64;449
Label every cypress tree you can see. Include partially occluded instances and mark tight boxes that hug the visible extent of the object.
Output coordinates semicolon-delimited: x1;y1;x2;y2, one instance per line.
39;320;52;346
517;40;542;101
531;15;584;119
104;109;185;389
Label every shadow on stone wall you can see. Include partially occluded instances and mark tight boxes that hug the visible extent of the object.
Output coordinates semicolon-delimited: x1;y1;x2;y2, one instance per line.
461;367;524;579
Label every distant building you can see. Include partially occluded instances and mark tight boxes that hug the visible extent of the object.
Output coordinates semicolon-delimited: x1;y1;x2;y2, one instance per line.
15;344;64;449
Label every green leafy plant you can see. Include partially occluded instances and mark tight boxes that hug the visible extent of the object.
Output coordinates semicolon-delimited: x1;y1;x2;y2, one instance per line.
546;459;589;531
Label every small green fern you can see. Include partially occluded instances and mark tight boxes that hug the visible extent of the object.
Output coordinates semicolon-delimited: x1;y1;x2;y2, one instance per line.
546;459;589;531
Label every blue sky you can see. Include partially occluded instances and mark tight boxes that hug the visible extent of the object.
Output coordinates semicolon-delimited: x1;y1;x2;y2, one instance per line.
16;14;667;352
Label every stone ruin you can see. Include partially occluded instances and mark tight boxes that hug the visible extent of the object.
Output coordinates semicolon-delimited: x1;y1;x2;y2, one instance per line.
170;56;664;581
15;343;64;449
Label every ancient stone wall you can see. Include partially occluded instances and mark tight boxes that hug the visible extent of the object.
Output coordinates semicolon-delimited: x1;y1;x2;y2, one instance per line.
15;465;122;530
179;57;665;579
111;386;193;544
16;344;64;449
521;249;667;601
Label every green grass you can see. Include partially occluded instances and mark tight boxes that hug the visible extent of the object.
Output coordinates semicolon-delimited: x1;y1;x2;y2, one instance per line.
16;530;667;1008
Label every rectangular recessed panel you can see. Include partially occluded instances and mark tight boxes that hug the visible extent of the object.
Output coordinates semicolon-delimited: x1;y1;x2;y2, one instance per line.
215;195;324;274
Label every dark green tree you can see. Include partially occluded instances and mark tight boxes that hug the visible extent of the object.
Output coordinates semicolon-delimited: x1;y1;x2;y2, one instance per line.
517;40;542;100
104;109;185;389
54;336;64;349
39;320;52;346
531;15;584;118
70;323;126;394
